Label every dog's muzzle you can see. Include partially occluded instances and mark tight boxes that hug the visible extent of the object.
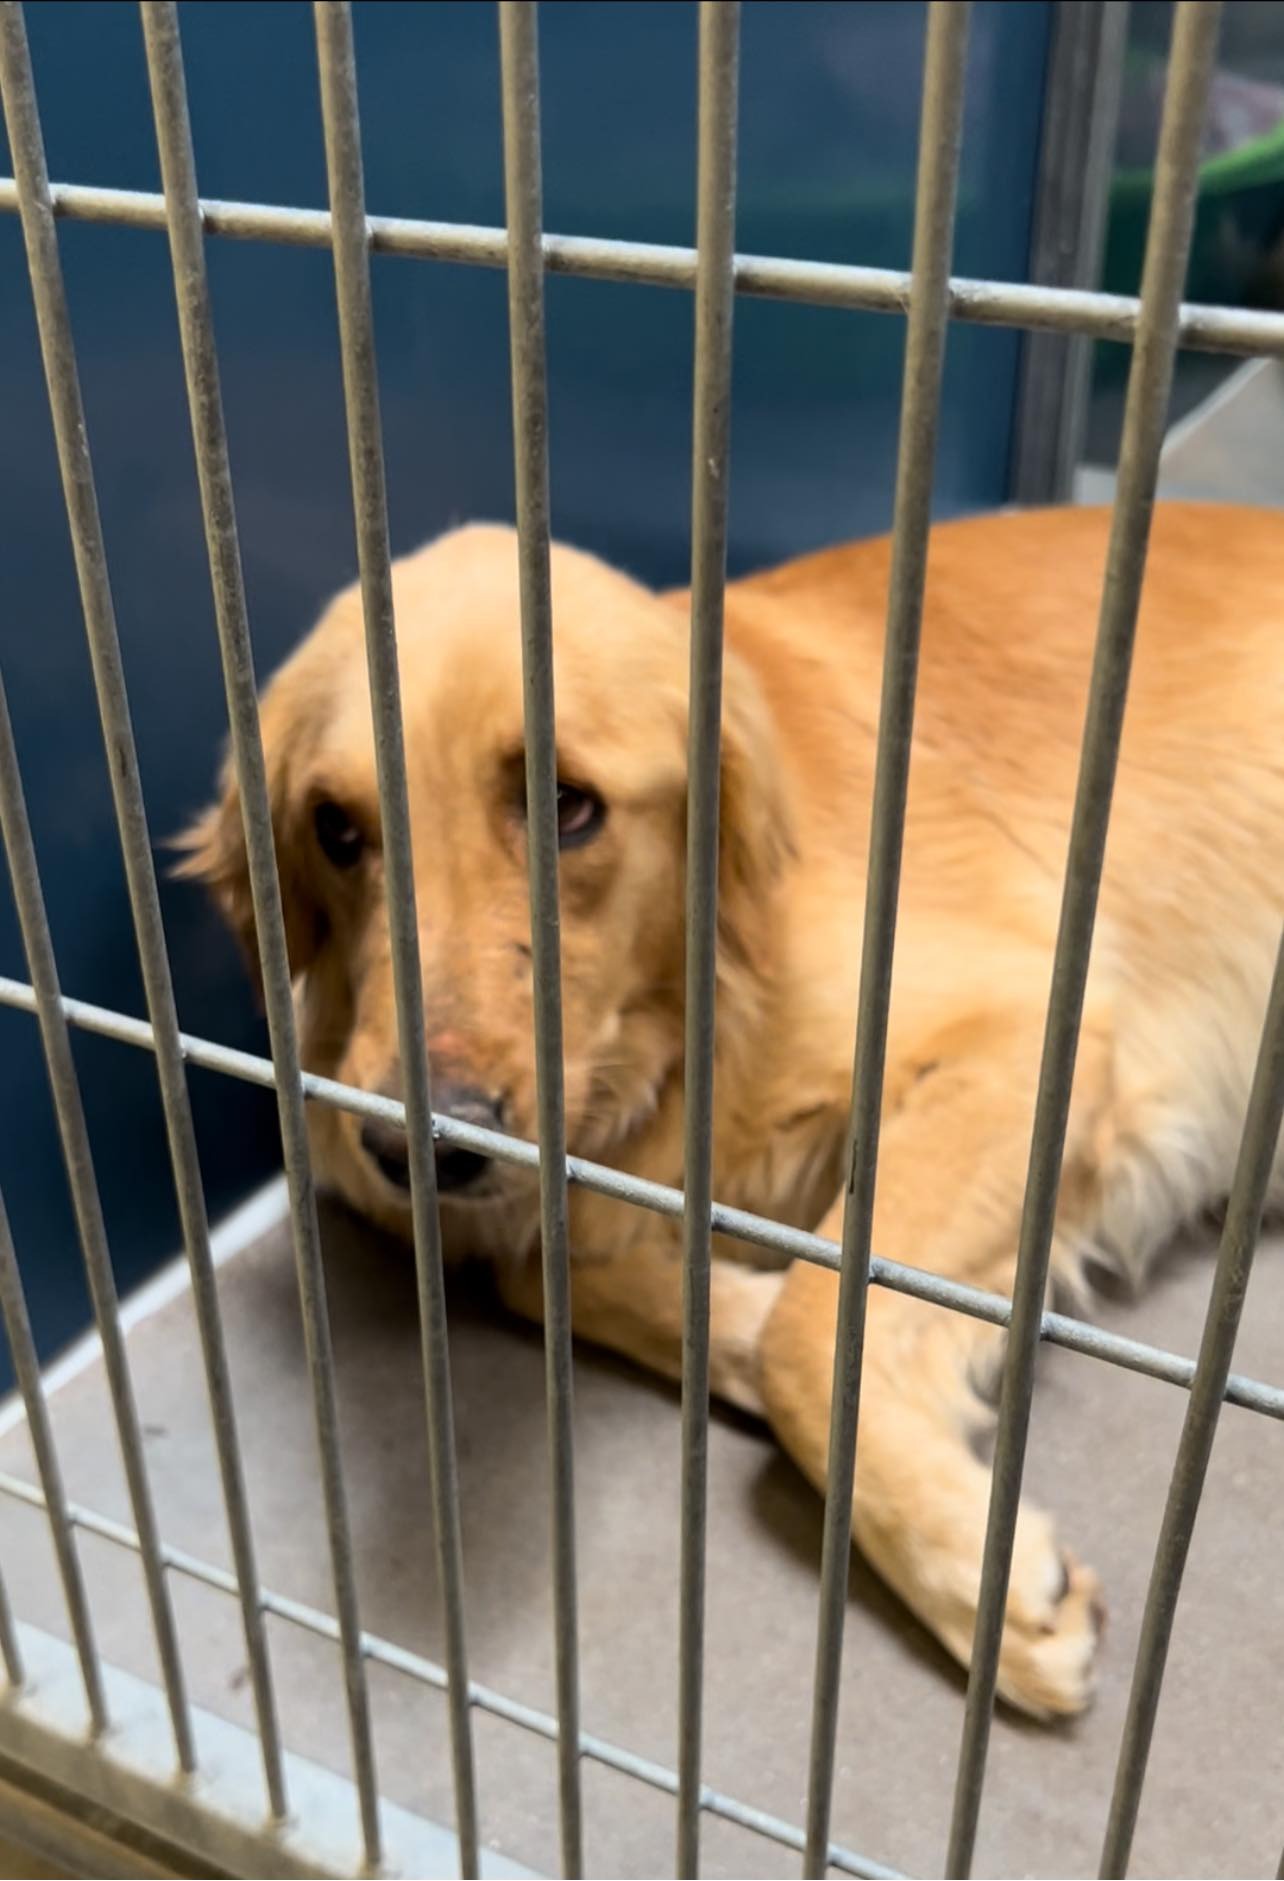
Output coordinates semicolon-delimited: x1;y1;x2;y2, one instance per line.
360;1087;503;1196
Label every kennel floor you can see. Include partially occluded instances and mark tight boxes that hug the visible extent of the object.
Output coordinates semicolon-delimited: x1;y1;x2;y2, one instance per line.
0;1190;1280;1880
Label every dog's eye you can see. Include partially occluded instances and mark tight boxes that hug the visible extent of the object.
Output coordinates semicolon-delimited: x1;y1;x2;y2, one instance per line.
313;800;365;869
556;783;605;850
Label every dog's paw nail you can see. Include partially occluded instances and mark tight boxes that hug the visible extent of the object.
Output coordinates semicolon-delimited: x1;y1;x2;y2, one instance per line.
1055;1550;1073;1604
996;1549;1106;1718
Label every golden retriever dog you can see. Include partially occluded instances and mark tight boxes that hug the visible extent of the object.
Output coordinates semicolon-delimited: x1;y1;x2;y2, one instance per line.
179;502;1283;1721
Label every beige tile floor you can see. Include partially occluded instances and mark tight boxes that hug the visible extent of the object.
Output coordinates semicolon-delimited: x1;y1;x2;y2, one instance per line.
0;1195;1282;1879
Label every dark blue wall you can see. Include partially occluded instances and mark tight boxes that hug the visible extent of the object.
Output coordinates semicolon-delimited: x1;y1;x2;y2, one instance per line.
0;0;1050;1380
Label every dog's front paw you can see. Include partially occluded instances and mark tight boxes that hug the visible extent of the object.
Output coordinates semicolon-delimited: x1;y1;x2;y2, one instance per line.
711;1265;784;1418
997;1540;1106;1719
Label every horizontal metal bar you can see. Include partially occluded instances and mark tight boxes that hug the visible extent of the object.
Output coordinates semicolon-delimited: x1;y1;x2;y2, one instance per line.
0;1751;191;1880
2;174;1284;358
0;1620;530;1881
2;973;1282;1425
0;1470;899;1880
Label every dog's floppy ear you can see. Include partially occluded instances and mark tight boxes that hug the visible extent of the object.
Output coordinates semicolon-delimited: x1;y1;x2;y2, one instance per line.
173;678;328;991
716;645;794;972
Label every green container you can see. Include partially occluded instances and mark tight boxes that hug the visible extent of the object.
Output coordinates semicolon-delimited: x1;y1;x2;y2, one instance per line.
1102;109;1284;309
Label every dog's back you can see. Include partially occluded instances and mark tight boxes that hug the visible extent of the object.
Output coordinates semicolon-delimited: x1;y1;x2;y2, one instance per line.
716;502;1284;1259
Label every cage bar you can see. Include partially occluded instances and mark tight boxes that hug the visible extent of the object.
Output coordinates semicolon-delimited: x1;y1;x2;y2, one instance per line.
2;0;391;1850
675;6;741;1876
0;0;1278;1873
1012;0;1128;505
0;0;209;1778
2;175;1284;362
0;1554;21;1692
497;6;585;1873
129;0;394;1820
945;8;1225;1874
0;1462;901;1879
1099;925;1284;1876
312;5;481;1871
803;8;970;1872
4;968;1284;1428
0;1178;99;1727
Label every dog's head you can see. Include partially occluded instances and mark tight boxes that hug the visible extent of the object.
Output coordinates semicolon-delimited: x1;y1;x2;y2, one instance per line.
178;525;790;1238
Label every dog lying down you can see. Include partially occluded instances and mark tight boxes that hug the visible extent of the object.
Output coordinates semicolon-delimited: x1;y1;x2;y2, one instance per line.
180;502;1284;1721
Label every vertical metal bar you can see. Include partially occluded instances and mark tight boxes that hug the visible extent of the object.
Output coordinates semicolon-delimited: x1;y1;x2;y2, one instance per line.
4;0;285;1820
945;9;1223;1873
673;7;741;1877
23;3;310;1820
0;1179;99;1722
0;4;199;1774
26;0;391;1835
497;7;583;1871
0;0;387;1843
1011;0;1128;505
802;8;970;1874
1099;928;1284;1875
312;6;480;1873
0;1555;22;1691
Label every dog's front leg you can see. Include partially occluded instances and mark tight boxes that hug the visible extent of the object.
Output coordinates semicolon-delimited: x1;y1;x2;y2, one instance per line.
758;1016;1111;1718
494;1217;783;1417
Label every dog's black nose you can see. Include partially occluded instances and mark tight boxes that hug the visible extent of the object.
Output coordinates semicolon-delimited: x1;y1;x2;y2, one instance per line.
435;1145;491;1193
360;1088;502;1196
360;1115;412;1190
435;1087;502;1193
